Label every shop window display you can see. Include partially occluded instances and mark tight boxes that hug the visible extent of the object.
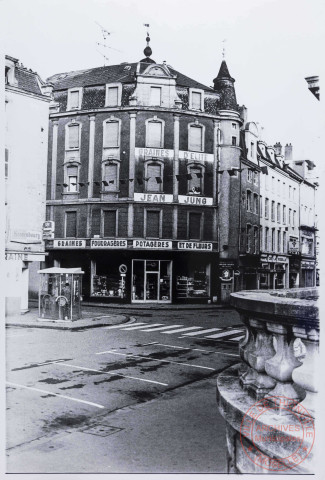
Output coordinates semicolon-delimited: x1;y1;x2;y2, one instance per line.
176;264;210;298
91;262;125;298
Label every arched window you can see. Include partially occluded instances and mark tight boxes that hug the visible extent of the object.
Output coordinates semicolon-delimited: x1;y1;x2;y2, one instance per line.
187;165;204;194
145;162;163;192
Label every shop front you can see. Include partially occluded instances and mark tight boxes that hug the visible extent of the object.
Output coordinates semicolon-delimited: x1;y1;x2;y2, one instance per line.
300;259;316;287
46;239;217;304
258;254;289;290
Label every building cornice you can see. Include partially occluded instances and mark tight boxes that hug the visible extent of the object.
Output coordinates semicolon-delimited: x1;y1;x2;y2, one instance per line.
5;85;51;102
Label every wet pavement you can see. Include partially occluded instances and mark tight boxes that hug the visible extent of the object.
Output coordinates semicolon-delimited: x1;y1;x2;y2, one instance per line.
6;307;241;473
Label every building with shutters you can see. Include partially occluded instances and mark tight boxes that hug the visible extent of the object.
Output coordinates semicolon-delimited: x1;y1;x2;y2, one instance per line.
44;36;317;304
5;55;51;315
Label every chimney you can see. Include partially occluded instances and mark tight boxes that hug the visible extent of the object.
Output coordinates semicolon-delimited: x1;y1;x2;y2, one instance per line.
239;105;247;124
285;143;293;161
274;142;282;155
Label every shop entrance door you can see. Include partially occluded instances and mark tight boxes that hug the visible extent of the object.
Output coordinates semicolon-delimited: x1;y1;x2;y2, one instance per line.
132;260;172;303
221;283;232;304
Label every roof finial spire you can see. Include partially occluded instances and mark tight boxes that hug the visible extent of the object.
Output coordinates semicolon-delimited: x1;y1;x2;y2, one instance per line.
143;23;152;58
222;38;227;59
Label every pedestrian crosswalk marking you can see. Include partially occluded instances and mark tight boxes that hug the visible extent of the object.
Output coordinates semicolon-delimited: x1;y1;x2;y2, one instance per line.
228;335;245;341
181;327;222;336
121;323;164;331
205;329;244;339
103;322;148;330
161;326;204;334
139;324;183;332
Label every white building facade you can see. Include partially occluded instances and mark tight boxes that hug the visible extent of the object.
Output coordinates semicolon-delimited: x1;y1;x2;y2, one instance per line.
5;55;51;315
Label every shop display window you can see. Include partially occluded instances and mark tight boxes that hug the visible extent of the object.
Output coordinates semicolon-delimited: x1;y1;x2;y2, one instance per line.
176;264;210;298
132;260;171;303
91;262;126;298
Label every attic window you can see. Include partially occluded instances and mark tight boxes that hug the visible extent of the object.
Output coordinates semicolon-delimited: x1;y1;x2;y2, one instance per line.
105;83;121;107
67;88;82;110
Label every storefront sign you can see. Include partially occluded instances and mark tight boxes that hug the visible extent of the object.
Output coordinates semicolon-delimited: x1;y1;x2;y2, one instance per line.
43;232;54;240
178;195;213;206
277;256;288;263
53;239;86;248
136;147;174;159
268;255;277;262
260;254;268;260
179;150;214;162
134;193;173;203
133;240;172;249
289;236;299;254
220;268;233;281
91;239;128;249
301;261;315;269
177;242;212;251
10;229;42;244
43;221;55;231
5;252;25;261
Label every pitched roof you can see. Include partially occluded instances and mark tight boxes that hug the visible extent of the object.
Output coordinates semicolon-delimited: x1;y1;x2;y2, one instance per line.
216;60;232;79
47;62;213;92
15;67;43;95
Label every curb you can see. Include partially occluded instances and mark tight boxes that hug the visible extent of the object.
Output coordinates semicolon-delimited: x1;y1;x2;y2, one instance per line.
6;314;136;331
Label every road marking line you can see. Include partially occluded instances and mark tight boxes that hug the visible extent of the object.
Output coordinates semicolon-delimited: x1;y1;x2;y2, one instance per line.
175;338;240;356
205;329;244;339
55;363;168;386
139;324;183;332
6;381;105;409
181;328;223;336
95;350;215;371
121;323;164;331
103;322;148;330
228;335;245;341
161;326;204;334
152;343;214;353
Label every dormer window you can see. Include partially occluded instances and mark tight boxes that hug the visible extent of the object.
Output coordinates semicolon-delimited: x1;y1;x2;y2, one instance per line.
67;88;82;110
105;83;122;107
150;87;162;106
189;89;204;111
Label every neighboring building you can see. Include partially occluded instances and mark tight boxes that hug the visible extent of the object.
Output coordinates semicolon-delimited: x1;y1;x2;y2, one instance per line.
43;37;318;304
305;75;319;100
5;55;51;315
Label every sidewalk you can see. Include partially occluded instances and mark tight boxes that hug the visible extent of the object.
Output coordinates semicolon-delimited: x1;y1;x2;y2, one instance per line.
6;307;132;331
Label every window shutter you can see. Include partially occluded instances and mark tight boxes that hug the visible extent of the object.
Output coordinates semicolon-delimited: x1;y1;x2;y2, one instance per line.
147;122;162;148
103;210;117;237
150;87;161;106
146;211;160;238
104;163;118;190
189;126;202;152
66;212;77;237
104;121;119;147
107;87;118;106
191;92;201;110
147;163;161;191
68;125;79;148
70;91;79;109
188;212;201;239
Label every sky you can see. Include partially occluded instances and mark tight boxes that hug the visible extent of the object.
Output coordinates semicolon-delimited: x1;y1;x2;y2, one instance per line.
2;0;323;169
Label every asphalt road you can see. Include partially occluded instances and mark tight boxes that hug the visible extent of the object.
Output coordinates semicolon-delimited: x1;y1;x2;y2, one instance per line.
6;306;243;474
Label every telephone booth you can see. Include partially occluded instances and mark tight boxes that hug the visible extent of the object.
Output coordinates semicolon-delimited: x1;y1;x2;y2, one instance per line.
38;267;84;321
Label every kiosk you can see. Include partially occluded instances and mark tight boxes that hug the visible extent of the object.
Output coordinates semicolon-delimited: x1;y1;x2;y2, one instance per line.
38;267;84;321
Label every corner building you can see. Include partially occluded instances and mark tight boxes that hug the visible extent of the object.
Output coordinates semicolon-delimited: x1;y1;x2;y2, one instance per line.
45;39;243;303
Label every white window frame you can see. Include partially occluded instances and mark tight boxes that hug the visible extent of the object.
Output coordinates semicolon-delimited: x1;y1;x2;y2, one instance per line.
105;83;122;107
101;160;120;192
145;117;165;148
149;86;162;106
189;88;204;111
103;116;121;149
188;121;205;152
67;87;83;111
65;121;82;151
247;170;253;183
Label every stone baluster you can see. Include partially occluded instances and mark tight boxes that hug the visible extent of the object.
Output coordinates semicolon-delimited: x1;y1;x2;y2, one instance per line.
292;327;319;418
246;318;276;399
264;322;303;410
238;317;256;390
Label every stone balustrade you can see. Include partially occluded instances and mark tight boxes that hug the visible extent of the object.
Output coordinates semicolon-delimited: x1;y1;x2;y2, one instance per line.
217;287;319;474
